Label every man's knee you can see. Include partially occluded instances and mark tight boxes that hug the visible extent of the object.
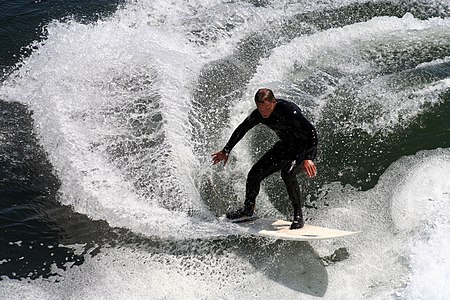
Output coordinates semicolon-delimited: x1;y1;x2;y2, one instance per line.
247;166;265;184
281;167;295;182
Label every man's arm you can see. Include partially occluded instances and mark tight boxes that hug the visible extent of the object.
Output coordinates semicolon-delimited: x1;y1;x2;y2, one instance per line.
222;115;257;154
300;118;318;161
299;116;317;177
212;110;260;166
287;104;317;160
289;106;318;177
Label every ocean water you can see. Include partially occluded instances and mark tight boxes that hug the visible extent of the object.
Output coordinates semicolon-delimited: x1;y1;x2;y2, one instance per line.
0;0;449;299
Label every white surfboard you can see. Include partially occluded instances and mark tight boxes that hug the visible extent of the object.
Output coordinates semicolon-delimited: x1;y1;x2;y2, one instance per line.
234;218;360;241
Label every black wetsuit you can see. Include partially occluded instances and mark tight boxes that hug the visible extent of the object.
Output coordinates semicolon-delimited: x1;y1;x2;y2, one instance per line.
223;99;318;216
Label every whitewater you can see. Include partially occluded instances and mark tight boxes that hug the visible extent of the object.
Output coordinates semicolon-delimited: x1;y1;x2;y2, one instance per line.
0;0;449;299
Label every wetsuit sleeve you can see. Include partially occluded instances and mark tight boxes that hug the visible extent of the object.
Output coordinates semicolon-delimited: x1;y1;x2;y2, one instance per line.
301;118;318;161
291;109;318;161
222;110;260;154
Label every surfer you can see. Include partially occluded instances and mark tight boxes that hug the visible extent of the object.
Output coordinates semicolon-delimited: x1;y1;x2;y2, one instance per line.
212;88;317;229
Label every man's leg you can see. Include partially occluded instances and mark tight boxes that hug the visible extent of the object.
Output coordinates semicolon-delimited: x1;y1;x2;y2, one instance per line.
281;151;306;229
245;143;289;208
226;142;288;219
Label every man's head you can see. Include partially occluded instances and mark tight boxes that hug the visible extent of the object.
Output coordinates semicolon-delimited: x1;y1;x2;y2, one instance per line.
254;88;276;118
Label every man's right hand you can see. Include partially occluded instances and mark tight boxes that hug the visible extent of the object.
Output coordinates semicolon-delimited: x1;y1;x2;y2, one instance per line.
211;150;229;166
302;160;317;178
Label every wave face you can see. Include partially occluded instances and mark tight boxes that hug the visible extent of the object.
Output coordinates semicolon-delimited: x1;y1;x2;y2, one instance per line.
0;0;449;299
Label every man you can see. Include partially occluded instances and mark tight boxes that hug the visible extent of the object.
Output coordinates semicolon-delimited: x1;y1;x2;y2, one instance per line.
212;88;318;229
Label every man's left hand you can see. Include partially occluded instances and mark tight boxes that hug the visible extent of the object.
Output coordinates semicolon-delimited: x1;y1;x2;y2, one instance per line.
302;160;317;178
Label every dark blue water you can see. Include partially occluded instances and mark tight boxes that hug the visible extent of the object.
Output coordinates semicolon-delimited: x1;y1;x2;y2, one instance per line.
1;0;122;69
0;0;123;281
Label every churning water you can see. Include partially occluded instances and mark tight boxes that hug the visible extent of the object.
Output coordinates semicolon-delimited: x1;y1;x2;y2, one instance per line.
0;0;449;299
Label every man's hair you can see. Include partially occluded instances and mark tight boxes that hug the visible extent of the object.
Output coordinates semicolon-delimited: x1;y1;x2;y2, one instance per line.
254;88;275;103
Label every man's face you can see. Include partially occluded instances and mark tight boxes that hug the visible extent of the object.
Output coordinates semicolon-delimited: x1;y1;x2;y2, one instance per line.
256;99;276;118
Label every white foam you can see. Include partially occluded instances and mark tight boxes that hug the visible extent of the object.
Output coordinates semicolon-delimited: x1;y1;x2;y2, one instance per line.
1;149;448;300
0;17;207;237
403;220;450;299
0;243;283;300
309;149;450;299
247;15;450;132
1;0;271;239
391;154;450;232
391;153;450;299
1;0;449;298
